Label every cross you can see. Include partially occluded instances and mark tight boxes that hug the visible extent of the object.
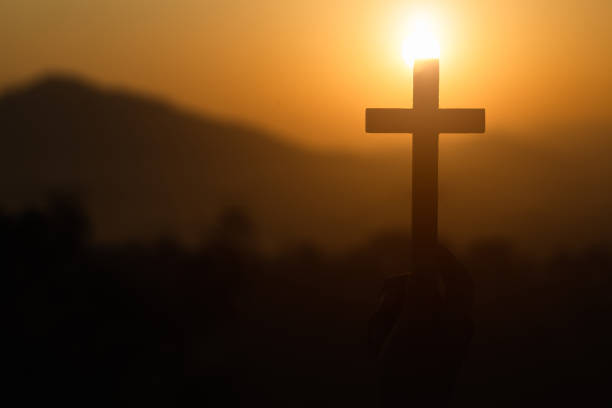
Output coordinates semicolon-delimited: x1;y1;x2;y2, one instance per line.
365;59;485;253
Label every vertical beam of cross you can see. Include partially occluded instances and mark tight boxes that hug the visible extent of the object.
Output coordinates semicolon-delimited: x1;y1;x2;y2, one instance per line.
365;59;485;255
412;60;440;249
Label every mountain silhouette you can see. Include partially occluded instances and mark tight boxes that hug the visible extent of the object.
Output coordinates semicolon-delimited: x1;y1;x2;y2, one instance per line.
0;75;414;249
1;74;612;251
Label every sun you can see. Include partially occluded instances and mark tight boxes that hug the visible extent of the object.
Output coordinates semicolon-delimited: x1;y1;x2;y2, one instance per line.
402;14;441;67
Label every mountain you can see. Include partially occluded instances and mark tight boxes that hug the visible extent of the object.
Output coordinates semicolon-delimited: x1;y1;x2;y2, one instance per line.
1;74;612;252
0;75;413;250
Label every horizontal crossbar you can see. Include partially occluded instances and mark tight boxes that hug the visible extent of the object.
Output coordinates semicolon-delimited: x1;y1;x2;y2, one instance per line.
365;108;485;134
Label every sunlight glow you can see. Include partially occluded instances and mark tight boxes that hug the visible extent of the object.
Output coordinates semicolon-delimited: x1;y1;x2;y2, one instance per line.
402;14;441;67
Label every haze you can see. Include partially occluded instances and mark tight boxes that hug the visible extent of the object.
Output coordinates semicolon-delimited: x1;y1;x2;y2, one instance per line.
1;0;610;150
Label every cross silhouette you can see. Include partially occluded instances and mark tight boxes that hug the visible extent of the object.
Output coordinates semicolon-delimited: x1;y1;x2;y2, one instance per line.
365;59;485;251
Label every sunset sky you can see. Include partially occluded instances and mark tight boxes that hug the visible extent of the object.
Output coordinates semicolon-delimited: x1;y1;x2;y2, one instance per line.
1;0;610;150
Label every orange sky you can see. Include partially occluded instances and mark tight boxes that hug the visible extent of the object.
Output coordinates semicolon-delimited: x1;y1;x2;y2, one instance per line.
1;0;610;150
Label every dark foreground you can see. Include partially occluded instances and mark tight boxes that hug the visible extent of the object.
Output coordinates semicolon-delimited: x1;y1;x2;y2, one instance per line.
5;200;612;407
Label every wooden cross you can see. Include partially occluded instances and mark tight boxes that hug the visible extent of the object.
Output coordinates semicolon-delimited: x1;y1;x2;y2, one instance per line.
366;59;485;252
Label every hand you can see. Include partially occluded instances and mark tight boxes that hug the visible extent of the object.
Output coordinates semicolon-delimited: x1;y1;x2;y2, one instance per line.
368;245;474;407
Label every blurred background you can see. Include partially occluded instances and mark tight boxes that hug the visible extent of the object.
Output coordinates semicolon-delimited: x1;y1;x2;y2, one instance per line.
2;0;612;406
